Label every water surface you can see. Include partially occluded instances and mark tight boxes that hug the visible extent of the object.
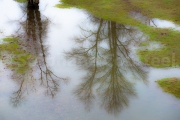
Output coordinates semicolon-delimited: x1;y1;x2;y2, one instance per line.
0;0;180;120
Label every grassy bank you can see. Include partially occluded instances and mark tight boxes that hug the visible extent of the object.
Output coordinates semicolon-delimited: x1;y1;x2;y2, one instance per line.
138;28;180;68
57;0;180;68
58;0;180;25
157;78;180;98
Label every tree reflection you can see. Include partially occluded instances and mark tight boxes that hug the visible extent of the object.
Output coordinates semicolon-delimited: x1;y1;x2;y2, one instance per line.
28;0;39;8
0;3;68;107
66;15;147;115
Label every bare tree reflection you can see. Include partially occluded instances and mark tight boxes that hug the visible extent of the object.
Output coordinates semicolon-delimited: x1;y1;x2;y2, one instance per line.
66;15;147;115
3;3;68;107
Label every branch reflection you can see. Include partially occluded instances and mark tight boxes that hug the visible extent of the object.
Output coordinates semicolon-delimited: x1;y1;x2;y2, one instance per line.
66;15;147;115
0;3;68;107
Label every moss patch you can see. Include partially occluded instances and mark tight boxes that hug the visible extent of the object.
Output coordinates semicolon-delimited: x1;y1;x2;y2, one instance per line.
0;37;35;74
157;78;180;98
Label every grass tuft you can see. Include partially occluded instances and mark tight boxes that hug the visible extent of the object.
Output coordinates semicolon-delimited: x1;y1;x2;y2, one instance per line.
157;78;180;98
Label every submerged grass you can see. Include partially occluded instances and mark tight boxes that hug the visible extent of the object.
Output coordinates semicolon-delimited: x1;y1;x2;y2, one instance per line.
58;0;180;68
0;37;35;74
157;78;180;98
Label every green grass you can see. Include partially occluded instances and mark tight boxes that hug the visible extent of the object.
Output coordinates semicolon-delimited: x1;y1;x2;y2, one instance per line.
0;37;35;74
55;4;73;8
59;0;180;25
15;0;27;3
58;0;180;68
139;42;149;47
157;78;180;98
130;0;180;25
138;28;180;68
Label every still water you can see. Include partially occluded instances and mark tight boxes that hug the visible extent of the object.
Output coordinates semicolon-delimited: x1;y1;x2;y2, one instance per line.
0;0;180;120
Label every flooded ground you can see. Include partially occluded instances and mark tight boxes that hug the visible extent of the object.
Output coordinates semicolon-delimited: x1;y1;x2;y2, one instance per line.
0;0;180;120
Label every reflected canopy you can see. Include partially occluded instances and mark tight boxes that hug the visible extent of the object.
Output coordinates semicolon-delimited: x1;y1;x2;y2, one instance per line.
66;15;147;115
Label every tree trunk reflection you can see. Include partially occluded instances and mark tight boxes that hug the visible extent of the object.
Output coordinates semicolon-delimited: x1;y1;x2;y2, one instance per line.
66;15;147;115
0;4;68;107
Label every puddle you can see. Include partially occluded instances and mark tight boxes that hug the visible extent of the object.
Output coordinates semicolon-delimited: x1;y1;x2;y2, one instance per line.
131;11;180;30
0;0;180;120
150;19;180;30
